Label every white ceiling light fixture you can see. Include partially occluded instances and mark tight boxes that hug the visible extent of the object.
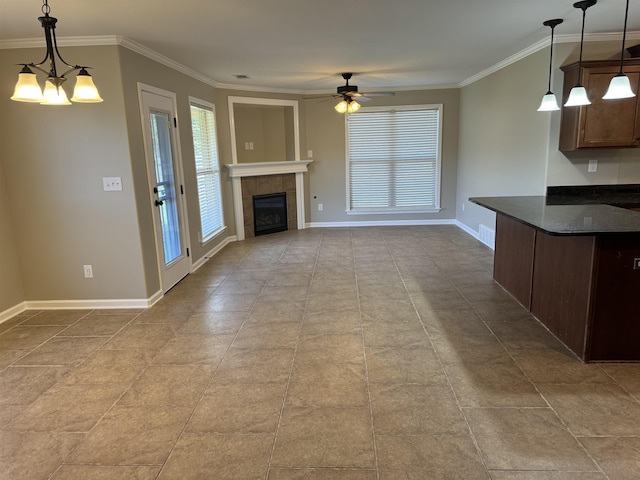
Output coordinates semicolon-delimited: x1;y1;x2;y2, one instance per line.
603;0;635;100
10;0;103;105
564;0;597;107
537;18;563;111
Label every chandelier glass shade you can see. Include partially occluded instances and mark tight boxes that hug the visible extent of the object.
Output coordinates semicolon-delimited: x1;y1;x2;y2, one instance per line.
335;97;361;114
10;0;102;105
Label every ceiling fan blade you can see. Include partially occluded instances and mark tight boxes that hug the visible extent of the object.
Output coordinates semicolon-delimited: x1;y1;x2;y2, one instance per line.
359;92;396;97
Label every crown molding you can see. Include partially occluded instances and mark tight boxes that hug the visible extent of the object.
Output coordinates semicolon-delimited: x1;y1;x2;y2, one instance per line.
460;31;640;87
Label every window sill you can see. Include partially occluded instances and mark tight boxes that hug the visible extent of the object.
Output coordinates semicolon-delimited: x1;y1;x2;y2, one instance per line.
346;208;442;215
200;225;227;244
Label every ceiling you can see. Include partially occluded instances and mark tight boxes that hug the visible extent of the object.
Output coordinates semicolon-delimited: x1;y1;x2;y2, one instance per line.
1;0;638;93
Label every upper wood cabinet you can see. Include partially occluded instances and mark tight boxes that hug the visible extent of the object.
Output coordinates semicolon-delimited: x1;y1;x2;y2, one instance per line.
559;59;640;151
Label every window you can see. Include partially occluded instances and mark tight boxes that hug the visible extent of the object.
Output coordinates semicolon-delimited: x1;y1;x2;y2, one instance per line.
346;104;442;213
189;99;224;242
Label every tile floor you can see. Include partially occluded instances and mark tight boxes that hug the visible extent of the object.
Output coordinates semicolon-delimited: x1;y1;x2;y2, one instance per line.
1;226;640;479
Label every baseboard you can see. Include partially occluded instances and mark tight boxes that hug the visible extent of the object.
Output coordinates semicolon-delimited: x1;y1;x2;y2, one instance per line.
25;294;162;311
455;220;495;250
192;235;237;271
306;219;457;228
0;302;28;324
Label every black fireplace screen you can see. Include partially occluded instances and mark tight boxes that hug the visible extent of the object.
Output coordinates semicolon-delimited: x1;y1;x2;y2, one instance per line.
253;192;288;236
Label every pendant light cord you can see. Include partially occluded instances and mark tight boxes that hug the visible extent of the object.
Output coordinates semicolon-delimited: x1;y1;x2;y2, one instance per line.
547;26;556;92
617;0;630;74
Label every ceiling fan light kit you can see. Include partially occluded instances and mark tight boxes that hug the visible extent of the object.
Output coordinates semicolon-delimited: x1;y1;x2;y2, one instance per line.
333;72;394;114
10;0;103;105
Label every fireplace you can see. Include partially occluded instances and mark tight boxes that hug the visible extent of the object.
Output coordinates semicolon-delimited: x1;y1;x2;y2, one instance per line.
253;192;288;236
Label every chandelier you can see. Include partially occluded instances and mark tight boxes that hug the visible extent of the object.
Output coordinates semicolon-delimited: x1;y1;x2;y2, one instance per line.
10;0;103;105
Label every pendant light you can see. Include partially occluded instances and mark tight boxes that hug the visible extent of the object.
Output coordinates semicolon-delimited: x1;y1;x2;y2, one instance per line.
538;19;564;111
10;0;103;105
603;0;635;99
564;0;597;107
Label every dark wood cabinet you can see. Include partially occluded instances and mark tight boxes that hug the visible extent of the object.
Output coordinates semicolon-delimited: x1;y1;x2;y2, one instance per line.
559;59;640;151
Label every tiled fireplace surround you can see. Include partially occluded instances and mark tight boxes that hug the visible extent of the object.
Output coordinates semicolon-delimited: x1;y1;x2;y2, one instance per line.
226;161;312;240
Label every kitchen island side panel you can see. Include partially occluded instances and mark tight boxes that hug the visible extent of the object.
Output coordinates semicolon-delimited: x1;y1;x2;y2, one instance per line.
530;232;597;360
494;214;536;309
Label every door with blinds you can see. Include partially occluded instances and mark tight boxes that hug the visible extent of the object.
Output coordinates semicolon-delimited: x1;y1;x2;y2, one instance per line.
139;85;191;292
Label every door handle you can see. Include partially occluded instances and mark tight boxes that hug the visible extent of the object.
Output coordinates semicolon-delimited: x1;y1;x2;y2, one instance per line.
155;200;164;206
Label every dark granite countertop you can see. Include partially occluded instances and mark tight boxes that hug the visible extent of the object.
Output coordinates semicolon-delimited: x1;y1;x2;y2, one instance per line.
469;195;640;235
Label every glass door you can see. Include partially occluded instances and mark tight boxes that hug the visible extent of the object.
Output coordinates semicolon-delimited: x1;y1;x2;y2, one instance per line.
140;88;191;292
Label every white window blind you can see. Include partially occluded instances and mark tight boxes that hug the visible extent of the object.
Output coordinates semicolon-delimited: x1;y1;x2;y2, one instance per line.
190;101;224;242
347;105;442;213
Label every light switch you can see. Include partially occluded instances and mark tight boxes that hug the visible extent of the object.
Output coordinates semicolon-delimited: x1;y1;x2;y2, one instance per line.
103;177;122;191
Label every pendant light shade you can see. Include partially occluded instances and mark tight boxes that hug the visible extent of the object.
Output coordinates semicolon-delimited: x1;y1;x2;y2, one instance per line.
10;0;102;105
335;97;361;114
564;0;597;107
537;18;563;112
603;0;636;100
41;79;71;105
10;66;44;103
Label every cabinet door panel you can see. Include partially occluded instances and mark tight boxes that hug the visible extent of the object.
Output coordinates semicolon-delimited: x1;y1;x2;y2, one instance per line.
580;70;640;148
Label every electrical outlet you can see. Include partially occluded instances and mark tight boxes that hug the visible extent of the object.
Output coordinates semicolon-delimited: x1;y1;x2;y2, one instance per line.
318;203;323;211
588;159;598;173
83;265;93;278
634;258;640;270
307;150;313;158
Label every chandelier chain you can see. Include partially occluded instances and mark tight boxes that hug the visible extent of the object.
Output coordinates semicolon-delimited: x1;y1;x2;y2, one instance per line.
42;0;50;16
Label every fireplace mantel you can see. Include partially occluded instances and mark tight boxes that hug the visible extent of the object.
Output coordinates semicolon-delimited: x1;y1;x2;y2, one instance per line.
226;160;312;178
225;161;313;240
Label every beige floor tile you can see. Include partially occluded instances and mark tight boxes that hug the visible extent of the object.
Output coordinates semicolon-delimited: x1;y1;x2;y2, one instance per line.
271;406;375;468
580;436;640;480
295;334;364;364
286;362;368;407
376;434;489;479
67;405;192;465
118;364;214;407
302;311;362;335
365;346;447;385
306;292;360;312
15;336;108;366
412;289;472;310
537;383;640;436
362;321;431;349
0;325;67;351
359;300;420;323
489;472;606;479
102;323;176;351
0;349;26;369
445;362;546;407
465;407;597;471
60;314;135;336
51;465;161;480
0;316;28;335
177;311;247;335
431;333;514;365
19;310;90;326
486;319;566;354
599;363;640;395
370;383;468;435
268;468;377;479
152;334;231;364
0;365;71;404
233;321;300;349
158;433;273;479
8;383;124;432
0;431;84;480
421;308;492;336
64;349;152;385
215;347;294;383
187;382;286;434
196;293;258;312
514;348;613;384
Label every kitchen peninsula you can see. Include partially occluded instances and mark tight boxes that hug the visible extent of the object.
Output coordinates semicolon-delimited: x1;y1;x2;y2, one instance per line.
471;186;640;362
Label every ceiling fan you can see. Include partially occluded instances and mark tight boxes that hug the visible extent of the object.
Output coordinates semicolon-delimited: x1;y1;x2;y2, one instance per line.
313;73;395;113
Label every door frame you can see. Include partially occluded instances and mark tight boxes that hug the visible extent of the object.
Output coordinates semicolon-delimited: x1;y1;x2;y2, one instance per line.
137;82;192;293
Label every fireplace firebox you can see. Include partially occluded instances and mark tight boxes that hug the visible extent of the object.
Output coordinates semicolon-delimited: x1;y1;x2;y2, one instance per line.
253;192;288;236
